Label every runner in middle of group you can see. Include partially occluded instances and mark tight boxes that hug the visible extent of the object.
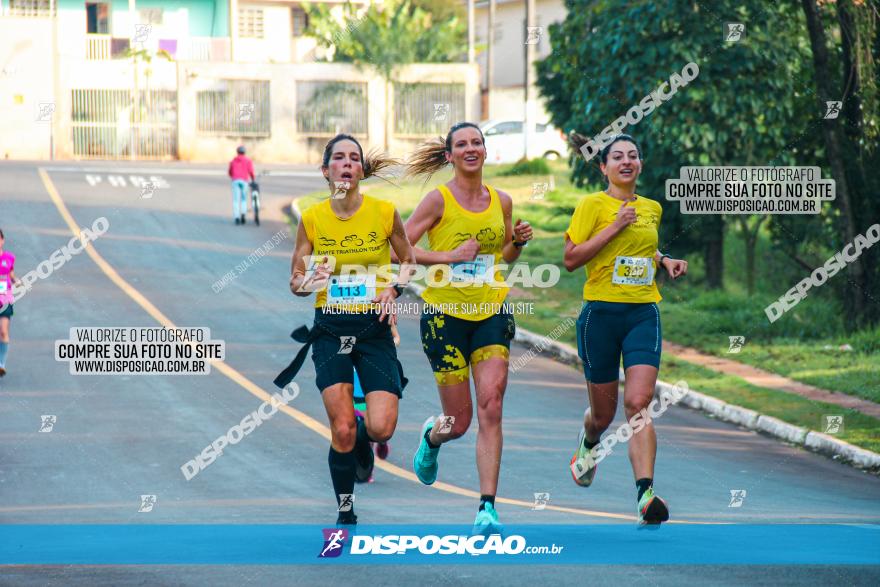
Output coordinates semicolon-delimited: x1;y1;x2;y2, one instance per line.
400;121;534;532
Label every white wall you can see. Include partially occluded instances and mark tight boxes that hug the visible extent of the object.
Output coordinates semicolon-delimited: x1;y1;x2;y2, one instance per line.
0;17;54;159
177;61;479;164
474;0;566;89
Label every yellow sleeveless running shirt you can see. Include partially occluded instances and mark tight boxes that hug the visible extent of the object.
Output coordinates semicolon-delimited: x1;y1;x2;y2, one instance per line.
565;191;663;303
421;184;508;321
301;194;395;310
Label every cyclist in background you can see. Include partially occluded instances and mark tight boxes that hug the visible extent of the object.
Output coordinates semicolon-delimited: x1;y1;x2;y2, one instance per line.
228;146;255;225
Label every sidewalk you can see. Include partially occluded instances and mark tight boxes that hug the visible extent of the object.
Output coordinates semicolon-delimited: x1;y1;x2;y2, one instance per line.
665;342;880;419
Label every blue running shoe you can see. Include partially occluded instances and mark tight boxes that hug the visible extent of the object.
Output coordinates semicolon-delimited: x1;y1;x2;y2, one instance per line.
413;416;440;485
473;502;503;535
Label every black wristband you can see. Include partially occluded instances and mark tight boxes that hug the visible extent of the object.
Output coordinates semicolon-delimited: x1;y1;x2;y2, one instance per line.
513;241;527;248
392;284;405;297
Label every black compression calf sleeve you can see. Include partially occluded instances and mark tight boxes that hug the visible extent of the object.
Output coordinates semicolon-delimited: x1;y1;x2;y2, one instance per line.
328;447;357;508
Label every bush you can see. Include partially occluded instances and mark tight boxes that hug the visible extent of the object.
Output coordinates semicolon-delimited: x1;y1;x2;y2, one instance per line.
498;158;551;176
850;325;880;354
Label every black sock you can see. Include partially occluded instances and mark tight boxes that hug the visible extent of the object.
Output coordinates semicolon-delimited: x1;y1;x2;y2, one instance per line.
479;495;495;511
424;428;440;449
636;478;653;501
583;435;600;450
328;447;356;513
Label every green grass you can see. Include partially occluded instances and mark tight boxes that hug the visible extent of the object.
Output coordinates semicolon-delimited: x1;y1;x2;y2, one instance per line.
296;160;880;451
658;356;880;454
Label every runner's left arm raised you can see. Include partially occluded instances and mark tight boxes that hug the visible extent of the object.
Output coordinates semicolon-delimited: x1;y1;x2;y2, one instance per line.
498;191;533;263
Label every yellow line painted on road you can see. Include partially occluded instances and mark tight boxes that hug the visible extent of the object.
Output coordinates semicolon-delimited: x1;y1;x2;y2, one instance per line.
39;168;712;525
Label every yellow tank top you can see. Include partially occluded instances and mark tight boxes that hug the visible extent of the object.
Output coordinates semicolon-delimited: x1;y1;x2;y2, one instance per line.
564;191;662;303
421;184;509;321
301;194;395;310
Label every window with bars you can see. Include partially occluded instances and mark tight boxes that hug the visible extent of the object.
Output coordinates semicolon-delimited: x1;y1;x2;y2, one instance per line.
196;80;271;137
238;8;265;39
291;6;309;37
139;8;163;25
393;82;466;136
296;81;368;135
9;0;54;17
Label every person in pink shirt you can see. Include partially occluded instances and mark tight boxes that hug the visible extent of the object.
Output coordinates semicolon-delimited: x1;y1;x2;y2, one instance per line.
0;228;17;377
228;145;255;225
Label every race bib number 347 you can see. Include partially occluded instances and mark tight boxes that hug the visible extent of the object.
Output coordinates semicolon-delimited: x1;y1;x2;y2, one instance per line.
612;256;653;286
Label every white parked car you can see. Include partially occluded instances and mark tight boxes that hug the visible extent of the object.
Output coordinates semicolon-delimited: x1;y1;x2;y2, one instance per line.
479;119;568;164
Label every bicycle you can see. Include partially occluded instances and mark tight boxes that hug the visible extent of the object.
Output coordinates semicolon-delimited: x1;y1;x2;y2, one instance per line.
249;179;261;226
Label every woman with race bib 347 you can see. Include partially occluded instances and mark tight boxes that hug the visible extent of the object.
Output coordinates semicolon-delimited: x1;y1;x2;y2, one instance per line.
565;134;687;527
404;122;533;532
280;134;415;526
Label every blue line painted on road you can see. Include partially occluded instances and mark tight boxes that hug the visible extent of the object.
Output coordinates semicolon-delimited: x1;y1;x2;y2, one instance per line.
1;524;877;565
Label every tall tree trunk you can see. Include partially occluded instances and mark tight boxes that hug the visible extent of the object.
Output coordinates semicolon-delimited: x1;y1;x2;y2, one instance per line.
737;216;766;295
384;78;391;152
836;0;875;322
704;216;724;289
800;0;867;322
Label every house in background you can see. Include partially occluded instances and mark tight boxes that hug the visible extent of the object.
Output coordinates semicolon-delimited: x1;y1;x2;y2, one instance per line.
471;0;566;122
0;0;479;162
233;0;364;64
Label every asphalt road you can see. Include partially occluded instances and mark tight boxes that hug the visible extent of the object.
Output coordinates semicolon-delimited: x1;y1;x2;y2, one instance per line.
0;161;877;586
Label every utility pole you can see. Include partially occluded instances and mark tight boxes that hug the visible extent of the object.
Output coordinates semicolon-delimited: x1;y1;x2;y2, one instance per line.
50;0;57;159
229;0;238;61
130;0;138;161
523;0;535;160
467;0;475;64
487;0;495;119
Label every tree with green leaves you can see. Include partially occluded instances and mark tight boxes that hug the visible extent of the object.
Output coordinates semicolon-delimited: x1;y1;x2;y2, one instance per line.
305;0;467;149
536;0;818;291
788;0;879;325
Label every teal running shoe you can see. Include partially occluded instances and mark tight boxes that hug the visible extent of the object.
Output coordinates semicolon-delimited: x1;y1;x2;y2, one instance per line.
473;502;503;535
413;416;440;485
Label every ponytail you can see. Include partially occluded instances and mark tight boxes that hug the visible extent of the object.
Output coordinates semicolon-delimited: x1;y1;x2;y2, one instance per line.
405;121;485;179
363;148;399;180
404;137;448;179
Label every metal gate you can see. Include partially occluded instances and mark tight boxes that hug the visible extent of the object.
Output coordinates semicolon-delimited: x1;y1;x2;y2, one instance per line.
71;89;177;159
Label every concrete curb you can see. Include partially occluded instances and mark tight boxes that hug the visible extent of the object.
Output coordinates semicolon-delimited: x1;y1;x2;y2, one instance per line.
289;197;880;473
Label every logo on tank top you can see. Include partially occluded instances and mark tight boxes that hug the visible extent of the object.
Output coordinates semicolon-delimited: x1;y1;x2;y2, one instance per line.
476;227;498;242
451;232;473;247
340;234;364;248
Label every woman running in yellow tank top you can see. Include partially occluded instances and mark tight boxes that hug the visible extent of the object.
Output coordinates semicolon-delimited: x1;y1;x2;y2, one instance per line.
404;122;534;532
